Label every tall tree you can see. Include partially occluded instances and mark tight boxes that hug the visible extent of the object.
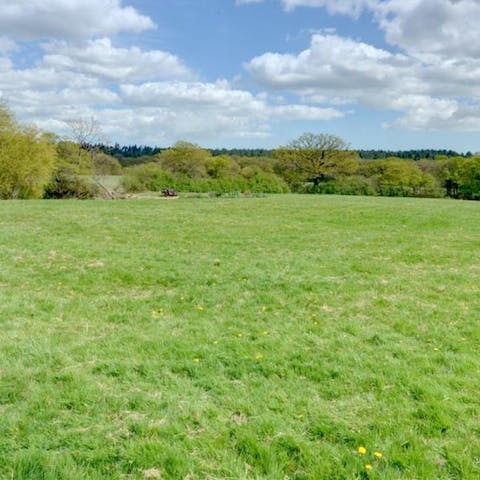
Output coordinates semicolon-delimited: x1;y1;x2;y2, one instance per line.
0;105;56;199
274;133;358;186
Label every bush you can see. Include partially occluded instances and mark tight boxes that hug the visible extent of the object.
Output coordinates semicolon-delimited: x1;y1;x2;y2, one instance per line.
44;173;99;199
122;163;175;192
246;172;290;193
0;107;56;199
302;176;377;196
122;163;289;194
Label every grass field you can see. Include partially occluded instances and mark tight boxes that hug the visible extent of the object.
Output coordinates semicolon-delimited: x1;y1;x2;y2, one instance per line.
1;195;479;479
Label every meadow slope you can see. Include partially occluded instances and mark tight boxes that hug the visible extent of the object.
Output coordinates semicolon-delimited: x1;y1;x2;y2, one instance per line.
1;195;479;479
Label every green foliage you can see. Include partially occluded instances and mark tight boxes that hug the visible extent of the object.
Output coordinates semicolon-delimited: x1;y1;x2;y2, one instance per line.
122;163;175;192
1;196;480;479
157;141;211;178
205;154;240;178
123;159;289;194
44;141;98;199
55;141;94;175
0;106;56;199
274;132;359;186
245;171;290;193
442;156;480;200
360;159;438;197
92;152;122;176
304;175;378;196
43;174;99;199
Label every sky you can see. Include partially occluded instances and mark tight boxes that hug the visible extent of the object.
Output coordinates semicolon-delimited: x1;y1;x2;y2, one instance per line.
1;0;480;151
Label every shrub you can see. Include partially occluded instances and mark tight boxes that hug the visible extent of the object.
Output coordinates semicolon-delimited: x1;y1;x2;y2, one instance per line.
302;176;377;196
0;107;56;199
44;173;99;199
122;163;175;192
122;164;289;195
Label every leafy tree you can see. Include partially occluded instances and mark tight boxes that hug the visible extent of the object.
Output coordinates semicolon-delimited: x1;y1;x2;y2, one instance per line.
122;163;175;193
205;155;240;178
360;158;436;197
55;141;94;175
157;141;211;178
0;105;56;199
274;133;359;186
442;156;480;199
44;140;99;199
92;152;122;176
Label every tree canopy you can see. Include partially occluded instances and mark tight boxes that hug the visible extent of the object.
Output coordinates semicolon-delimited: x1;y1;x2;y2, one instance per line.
0;105;56;199
274;133;359;186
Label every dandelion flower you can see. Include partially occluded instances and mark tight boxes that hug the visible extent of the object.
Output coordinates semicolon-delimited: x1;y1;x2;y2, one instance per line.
365;464;373;471
358;446;367;455
374;451;382;459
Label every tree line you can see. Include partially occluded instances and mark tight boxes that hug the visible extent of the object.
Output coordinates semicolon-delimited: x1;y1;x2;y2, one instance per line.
98;144;469;164
1;104;480;200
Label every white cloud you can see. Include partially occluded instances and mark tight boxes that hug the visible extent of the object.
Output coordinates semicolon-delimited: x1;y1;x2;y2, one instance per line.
42;38;191;82
247;34;420;95
0;0;155;40
0;37;16;54
375;0;480;60
236;0;378;16
281;0;377;16
0;38;343;145
116;80;342;141
246;33;480;131
265;0;480;63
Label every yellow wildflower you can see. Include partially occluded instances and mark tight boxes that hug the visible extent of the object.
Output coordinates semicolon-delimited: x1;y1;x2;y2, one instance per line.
255;354;264;360
365;464;373;471
358;446;367;455
193;358;200;363
197;305;204;311
374;451;383;459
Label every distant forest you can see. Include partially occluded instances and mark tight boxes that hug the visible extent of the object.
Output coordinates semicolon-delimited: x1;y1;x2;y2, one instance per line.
97;144;472;166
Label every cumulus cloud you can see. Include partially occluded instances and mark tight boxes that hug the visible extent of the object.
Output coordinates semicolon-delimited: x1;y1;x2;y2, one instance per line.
375;0;480;60
253;0;480;62
42;38;191;82
116;80;342;141
0;37;343;144
246;32;480;131
247;34;421;97
0;0;155;40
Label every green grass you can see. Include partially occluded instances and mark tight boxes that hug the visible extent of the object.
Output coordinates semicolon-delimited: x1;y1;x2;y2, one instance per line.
1;195;479;479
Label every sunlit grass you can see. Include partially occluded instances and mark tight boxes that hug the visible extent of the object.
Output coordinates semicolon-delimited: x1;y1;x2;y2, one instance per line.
1;195;479;479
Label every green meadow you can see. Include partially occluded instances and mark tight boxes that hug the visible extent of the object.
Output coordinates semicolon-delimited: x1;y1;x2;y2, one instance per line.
1;195;479;479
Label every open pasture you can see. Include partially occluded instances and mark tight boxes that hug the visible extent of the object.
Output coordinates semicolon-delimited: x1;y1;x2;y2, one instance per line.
1;195;479;479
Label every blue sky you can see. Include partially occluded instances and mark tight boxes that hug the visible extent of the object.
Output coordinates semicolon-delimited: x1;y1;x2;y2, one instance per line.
1;0;480;151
